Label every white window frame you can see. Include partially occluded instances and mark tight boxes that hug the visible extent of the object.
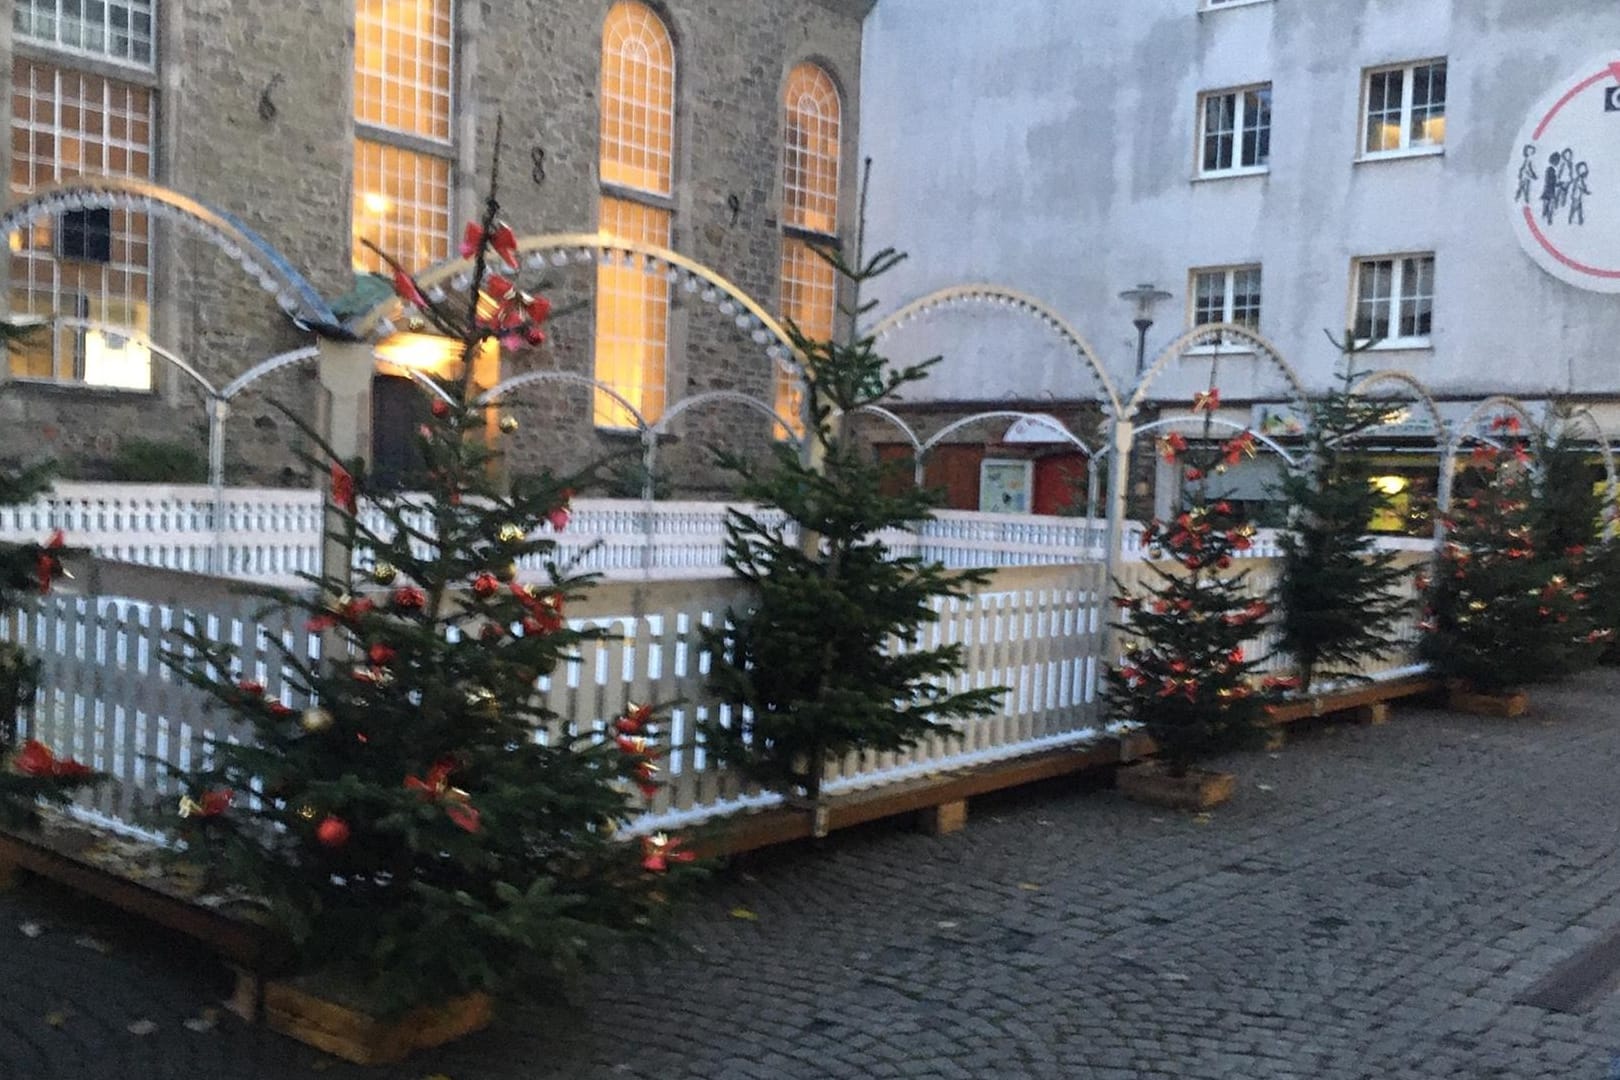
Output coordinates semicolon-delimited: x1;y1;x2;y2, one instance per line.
1196;83;1271;179
1199;0;1274;11
13;0;156;70
1351;253;1435;350
1187;264;1262;352
1359;59;1446;160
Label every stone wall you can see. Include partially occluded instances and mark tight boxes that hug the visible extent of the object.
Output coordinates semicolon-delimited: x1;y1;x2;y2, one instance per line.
0;0;870;492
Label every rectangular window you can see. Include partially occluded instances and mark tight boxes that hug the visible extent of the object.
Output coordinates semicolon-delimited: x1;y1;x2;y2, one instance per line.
9;58;153;388
595;196;672;428
1190;265;1262;335
1198;85;1270;177
1362;60;1446;156
14;0;155;67
351;139;452;273
354;0;454;143
1353;254;1434;345
777;237;837;436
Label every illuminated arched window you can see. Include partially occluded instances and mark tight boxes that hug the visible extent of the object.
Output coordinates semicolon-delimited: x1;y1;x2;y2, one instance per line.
778;63;842;433
596;0;676;428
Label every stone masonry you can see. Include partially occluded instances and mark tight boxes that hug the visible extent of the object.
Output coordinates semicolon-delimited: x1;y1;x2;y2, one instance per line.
0;0;871;491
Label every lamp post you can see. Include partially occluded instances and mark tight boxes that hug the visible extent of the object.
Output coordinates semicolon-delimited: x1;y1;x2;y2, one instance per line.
1119;283;1173;376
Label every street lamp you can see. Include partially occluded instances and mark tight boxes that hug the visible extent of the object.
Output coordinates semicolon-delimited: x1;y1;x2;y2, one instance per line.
1119;283;1173;376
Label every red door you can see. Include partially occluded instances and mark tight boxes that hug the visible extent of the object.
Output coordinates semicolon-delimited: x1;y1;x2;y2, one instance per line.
1033;453;1089;515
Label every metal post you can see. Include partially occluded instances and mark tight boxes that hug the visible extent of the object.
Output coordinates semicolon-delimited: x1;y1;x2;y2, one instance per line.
207;397;229;575
1133;320;1151;376
1099;416;1135;663
640;428;657;580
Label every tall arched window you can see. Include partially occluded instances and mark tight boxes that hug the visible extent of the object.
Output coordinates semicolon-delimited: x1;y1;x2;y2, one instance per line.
778;64;842;432
351;0;455;274
596;0;675;428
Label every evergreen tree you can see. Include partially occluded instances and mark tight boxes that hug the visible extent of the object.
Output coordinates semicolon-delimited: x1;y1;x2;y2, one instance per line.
1;323;99;829
1107;383;1286;777
1419;419;1604;692
1273;346;1412;690
701;176;1002;801
165;169;690;1012
1526;406;1611;673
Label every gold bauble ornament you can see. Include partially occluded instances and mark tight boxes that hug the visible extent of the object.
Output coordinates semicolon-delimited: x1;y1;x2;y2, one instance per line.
465;687;498;716
498;523;526;545
300;707;334;733
495;561;520;582
498;415;520;434
296;804;318;820
372;562;398;585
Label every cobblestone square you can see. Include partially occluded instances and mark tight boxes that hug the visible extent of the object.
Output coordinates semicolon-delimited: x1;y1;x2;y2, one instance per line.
6;672;1620;1079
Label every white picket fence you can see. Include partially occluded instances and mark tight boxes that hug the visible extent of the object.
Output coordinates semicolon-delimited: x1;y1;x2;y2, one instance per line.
1;550;1428;837
0;483;1307;585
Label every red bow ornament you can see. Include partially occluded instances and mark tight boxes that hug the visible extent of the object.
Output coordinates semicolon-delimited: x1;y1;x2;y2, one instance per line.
405;758;482;833
641;832;696;873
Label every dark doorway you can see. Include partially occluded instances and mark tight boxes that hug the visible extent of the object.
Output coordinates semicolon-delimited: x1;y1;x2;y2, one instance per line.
371;374;430;490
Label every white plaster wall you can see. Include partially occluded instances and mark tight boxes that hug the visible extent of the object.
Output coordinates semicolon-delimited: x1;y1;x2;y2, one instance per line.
860;0;1620;409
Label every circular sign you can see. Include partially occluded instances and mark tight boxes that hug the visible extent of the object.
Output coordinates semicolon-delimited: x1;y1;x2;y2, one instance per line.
1509;54;1620;292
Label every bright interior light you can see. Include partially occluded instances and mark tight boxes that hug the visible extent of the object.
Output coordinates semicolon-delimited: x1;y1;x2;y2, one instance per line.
374;332;463;375
83;330;152;390
1371;475;1408;496
361;192;393;216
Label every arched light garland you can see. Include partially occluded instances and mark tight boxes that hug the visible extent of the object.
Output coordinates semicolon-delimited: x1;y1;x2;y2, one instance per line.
868;284;1122;419
0;178;338;327
354;233;802;378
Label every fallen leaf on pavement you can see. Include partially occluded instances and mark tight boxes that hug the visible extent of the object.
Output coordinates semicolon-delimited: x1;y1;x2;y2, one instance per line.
73;934;111;954
19;922;43;939
127;1019;158;1036
1017;882;1041;891
44;1010;67;1028
729;907;758;921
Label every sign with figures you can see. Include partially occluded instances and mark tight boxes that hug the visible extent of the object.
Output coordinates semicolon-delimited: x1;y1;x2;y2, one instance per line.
1509;54;1620;292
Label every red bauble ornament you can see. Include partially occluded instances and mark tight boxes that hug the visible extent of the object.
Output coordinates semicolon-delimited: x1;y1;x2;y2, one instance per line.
472;572;500;598
431;398;451;418
316;816;350;848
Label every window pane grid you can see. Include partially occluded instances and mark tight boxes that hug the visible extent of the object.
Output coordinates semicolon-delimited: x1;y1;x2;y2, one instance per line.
1200;86;1269;175
9;59;152;386
783;65;841;235
14;0;155;67
355;0;454;142
1355;255;1432;342
351;138;452;273
778;237;836;435
600;2;675;196
1364;61;1445;154
595;196;671;428
1190;266;1261;337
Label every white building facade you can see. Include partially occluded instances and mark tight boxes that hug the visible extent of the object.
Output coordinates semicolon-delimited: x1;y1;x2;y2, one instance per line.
858;0;1620;437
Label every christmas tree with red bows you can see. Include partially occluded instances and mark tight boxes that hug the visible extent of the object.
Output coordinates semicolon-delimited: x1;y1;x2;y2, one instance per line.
1107;382;1282;777
1273;351;1413;690
1419;419;1600;694
165;162;691;1012
0;335;100;828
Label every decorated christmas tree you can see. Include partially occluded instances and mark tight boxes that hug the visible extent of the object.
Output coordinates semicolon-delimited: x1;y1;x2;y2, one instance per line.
701;181;1002;801
1273;349;1412;690
166;163;690;1012
1;325;99;829
1107;383;1285;777
1525;407;1611;674
1419;417;1604;693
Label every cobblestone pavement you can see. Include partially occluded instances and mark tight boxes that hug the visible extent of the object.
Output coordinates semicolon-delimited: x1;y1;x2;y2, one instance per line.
7;671;1620;1079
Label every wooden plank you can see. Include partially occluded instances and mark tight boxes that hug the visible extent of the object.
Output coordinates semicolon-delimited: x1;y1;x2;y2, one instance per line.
0;830;287;969
1267;676;1437;726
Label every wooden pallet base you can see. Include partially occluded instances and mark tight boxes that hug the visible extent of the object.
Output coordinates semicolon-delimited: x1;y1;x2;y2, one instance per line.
1447;688;1529;718
264;979;492;1066
1116;761;1236;811
1266;675;1437;726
